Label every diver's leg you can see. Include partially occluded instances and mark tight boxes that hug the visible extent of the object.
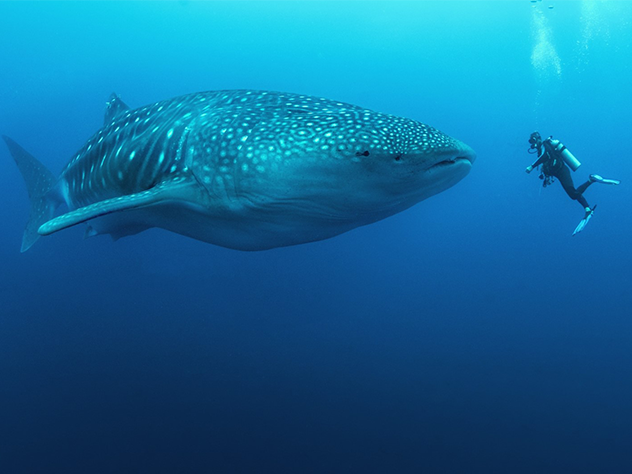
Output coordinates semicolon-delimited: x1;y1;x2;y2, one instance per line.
576;180;593;195
556;165;590;208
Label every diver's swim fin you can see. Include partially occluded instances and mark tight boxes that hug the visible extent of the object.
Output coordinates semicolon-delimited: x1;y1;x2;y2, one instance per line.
590;174;621;185
573;205;596;236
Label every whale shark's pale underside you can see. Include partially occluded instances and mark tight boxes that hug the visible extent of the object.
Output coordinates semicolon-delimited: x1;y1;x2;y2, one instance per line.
3;90;476;252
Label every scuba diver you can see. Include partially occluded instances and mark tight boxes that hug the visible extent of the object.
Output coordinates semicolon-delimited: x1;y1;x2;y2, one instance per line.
526;131;620;235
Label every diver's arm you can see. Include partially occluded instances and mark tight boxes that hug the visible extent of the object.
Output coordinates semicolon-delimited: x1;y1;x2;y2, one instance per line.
526;147;547;173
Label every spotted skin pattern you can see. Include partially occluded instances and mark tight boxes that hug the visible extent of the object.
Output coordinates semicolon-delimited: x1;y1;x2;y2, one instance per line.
6;89;476;251
62;90;464;208
61;94;196;208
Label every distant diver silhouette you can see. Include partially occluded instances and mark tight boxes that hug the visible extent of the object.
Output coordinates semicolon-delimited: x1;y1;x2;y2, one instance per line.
525;131;620;235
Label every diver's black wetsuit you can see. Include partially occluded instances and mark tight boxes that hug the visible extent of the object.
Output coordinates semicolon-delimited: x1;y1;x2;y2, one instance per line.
533;139;592;209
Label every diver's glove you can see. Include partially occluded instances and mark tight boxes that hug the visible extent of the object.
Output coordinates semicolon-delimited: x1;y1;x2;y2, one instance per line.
525;166;533;174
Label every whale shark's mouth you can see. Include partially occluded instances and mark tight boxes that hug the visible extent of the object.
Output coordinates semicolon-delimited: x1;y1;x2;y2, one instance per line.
430;156;472;169
427;144;476;172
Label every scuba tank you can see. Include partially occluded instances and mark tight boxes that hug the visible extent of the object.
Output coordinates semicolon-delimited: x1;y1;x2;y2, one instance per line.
547;137;581;171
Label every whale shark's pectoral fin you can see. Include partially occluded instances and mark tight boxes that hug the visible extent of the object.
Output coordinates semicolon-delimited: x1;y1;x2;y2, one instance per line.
38;178;192;236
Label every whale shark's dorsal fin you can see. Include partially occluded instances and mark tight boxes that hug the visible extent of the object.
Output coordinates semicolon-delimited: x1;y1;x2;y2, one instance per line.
104;93;130;125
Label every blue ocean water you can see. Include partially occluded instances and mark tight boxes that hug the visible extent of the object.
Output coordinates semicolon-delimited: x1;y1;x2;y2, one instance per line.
1;1;631;473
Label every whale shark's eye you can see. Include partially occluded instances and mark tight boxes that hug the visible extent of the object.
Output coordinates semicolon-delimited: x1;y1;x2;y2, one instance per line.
355;150;370;157
394;155;401;161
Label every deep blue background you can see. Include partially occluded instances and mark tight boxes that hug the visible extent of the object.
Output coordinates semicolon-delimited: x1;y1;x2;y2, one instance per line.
1;2;632;473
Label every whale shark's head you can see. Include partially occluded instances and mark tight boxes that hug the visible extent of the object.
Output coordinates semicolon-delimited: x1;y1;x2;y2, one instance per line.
190;95;476;240
340;114;476;216
236;109;476;223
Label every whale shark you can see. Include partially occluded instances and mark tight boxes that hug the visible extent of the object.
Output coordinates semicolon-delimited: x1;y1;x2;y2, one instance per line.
3;90;476;252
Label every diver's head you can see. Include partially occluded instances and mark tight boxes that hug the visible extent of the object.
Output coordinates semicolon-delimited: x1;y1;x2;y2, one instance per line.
528;131;542;149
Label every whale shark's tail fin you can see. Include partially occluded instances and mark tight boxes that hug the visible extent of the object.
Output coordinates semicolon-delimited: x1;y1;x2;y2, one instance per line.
3;135;59;252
